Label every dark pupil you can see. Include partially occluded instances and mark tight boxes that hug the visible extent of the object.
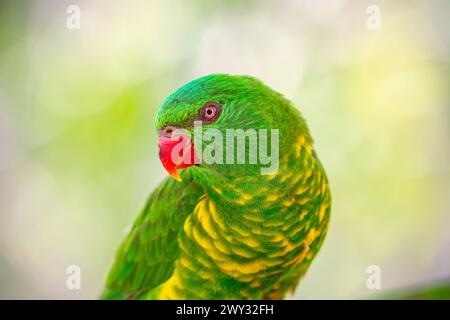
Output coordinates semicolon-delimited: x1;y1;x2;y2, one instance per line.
206;108;213;115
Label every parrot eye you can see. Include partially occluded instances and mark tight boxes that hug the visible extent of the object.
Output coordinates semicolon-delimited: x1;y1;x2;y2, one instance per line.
201;102;222;122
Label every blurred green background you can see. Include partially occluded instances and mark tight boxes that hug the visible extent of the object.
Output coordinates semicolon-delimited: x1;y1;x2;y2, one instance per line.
0;0;449;299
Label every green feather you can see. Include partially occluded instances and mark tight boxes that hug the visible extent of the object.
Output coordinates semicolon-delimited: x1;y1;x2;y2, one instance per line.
101;171;203;299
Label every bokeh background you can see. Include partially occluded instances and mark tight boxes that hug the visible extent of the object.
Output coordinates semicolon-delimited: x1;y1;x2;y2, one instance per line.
0;0;449;299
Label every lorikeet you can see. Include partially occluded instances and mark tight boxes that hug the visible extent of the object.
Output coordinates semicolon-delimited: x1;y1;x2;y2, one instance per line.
101;74;331;299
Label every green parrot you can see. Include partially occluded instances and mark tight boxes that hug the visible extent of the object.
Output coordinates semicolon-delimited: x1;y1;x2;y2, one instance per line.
101;74;331;299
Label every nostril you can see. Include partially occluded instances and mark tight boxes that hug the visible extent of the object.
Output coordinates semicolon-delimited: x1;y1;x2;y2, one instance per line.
159;126;175;138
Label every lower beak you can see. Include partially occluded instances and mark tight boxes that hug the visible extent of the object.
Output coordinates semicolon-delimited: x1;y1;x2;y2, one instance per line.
158;132;198;182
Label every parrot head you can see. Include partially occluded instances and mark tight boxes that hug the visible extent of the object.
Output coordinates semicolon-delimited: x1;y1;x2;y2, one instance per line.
155;74;312;182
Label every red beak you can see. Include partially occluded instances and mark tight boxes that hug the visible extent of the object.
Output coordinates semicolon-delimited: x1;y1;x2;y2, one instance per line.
158;128;198;181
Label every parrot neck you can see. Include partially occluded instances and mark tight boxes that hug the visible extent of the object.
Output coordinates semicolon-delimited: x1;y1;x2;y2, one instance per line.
195;133;318;220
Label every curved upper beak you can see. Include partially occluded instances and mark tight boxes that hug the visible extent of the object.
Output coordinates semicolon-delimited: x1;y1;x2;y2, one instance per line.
158;126;198;182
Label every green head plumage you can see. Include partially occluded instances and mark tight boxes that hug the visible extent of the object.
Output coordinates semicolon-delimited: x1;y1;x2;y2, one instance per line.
155;74;313;183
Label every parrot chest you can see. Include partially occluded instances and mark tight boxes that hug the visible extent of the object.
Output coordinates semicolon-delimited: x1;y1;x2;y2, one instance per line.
158;176;330;299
